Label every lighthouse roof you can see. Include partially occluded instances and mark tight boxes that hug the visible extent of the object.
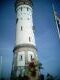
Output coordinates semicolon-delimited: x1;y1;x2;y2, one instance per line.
15;0;33;8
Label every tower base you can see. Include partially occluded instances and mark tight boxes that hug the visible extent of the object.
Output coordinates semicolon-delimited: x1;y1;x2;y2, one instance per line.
11;44;40;80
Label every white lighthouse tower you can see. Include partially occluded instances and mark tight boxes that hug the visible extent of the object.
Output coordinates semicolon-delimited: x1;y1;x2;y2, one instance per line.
11;0;39;80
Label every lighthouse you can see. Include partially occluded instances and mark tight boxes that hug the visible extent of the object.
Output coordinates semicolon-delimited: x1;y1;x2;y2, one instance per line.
11;0;40;80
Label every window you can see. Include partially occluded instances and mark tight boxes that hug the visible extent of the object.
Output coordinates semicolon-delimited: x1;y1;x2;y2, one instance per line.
31;55;33;61
28;51;34;62
19;55;23;61
29;37;31;42
32;26;35;32
27;18;29;20
16;18;18;24
21;7;22;11
21;26;23;31
27;7;29;11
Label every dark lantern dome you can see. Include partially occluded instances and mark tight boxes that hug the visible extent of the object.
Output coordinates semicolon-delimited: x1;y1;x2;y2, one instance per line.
15;0;33;9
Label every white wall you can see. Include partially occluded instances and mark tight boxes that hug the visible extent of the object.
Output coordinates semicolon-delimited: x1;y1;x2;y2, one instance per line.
16;5;36;46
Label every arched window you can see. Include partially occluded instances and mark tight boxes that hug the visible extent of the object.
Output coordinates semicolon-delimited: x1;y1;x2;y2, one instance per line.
21;55;22;60
31;55;33;61
19;55;23;61
21;26;23;31
21;7;22;11
29;37;31;42
27;7;29;11
27;18;29;20
16;18;18;24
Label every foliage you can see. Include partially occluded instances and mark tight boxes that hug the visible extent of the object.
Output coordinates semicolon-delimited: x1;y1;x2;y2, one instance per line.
28;61;36;77
46;73;54;80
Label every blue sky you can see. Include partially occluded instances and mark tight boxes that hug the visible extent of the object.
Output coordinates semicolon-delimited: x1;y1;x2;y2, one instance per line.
0;0;60;79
